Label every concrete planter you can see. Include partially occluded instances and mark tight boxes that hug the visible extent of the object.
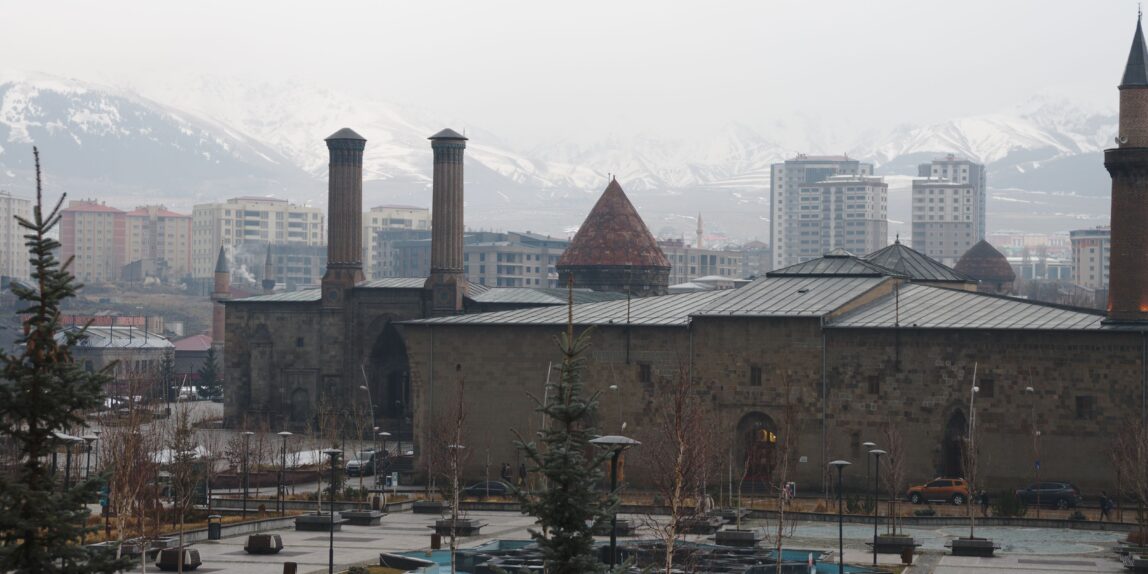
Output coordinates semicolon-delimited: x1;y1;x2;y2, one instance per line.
413;500;448;514
871;534;918;554
591;519;635;537
243;534;284;554
294;513;347;532
342;510;385;526
1122;553;1148;573
715;508;751;524
680;515;724;534
715;529;760;547
155;548;202;571
432;518;487;536
948;537;999;557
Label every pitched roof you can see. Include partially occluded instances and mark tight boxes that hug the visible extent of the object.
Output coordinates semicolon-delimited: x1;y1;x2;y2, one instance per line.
557;179;670;269
325;127;366;141
694;275;887;317
954;240;1015;283
1123;17;1148;88
829;284;1105;331
470;288;627;306
214;246;228;273
767;251;904;278
172;334;212;352
407;291;725;327
429;128;467;140
63;201;123;214
863;239;971;282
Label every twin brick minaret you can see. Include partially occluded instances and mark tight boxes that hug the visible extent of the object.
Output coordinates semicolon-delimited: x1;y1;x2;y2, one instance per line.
1106;17;1148;323
425;128;469;315
322;128;367;307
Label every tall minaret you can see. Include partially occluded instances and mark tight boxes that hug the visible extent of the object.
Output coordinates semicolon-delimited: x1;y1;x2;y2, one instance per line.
696;212;704;249
211;245;229;347
322;128;367;308
1106;15;1148;323
261;244;275;294
425;128;468;315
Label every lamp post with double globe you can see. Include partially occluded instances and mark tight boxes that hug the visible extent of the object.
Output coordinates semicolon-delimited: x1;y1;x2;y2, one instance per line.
829;460;852;574
591;435;641;568
322;448;342;574
277;431;292;516
869;448;886;566
241;431;254;519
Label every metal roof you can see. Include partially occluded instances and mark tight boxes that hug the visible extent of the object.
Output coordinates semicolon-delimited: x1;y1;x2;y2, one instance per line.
407;291;727;327
828;283;1106;331
694;276;888;317
863;240;971;283
767;253;904;278
429;128;467;140
59;326;174;349
471;288;627;306
325;127;366;141
358;278;426;289
234;289;321;303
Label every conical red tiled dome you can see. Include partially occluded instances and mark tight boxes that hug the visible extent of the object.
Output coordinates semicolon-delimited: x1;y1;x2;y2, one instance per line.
558;179;670;268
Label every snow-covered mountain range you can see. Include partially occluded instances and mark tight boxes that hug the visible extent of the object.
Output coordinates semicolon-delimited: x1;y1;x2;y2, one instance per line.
0;75;1116;240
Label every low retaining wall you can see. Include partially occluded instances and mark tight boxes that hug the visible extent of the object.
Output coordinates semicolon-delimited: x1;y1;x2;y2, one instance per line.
210;497;413;514
171;516;297;544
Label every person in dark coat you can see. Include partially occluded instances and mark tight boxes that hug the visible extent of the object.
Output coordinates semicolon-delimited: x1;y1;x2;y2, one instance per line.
979;490;990;517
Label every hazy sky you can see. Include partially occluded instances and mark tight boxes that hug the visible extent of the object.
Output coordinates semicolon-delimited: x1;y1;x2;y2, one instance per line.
0;0;1137;146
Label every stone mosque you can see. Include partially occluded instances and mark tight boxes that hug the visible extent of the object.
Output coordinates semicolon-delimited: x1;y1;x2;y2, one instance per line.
225;18;1148;492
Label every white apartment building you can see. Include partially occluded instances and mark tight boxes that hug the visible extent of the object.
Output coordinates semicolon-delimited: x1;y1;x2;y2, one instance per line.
911;156;987;266
658;238;745;284
792;175;888;260
770;155;874;268
191;197;324;278
363;205;430;279
1070;226;1110;290
0;191;32;280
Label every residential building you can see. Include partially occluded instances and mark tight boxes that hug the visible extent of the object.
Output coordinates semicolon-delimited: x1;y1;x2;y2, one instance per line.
739;240;771;278
383;230;569;288
911;156;987;266
0;191;31;280
191;197;324;278
770;155;874;268
1070;226;1111;290
60;200;126;283
363;205;431;279
125;205;192;280
658;239;745;285
787;174;888;261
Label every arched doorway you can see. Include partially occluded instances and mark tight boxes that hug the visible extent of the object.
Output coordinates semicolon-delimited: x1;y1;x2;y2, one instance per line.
942;410;967;478
735;412;778;491
367;322;410;428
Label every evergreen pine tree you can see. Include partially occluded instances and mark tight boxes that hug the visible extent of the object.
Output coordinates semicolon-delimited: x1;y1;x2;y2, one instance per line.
515;297;612;573
0;148;129;573
197;347;221;399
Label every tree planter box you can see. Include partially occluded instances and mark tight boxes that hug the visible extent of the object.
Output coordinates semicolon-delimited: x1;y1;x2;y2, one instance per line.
591;519;634;537
681;516;725;534
432;518;487;536
870;534;919;554
948;537;999;557
294;513;347;532
1123;553;1148;573
715;508;751;524
342;510;386;526
243;534;284;554
413;500;448;514
715;529;760;547
155;548;202;571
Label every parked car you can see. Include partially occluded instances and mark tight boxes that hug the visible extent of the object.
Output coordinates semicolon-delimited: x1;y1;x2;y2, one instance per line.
1014;481;1081;509
907;477;970;505
459;480;516;499
345;450;379;477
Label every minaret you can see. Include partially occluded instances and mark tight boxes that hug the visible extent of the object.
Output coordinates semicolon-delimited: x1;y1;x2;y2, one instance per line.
211;245;229;347
1106;15;1148;322
425;128;468;315
322;128;367;308
696;212;704;249
261;244;275;294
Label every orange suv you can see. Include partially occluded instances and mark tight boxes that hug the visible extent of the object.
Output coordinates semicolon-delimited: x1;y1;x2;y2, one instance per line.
906;478;970;505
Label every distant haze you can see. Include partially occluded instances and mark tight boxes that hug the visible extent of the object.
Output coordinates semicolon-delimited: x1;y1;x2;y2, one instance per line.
0;1;1134;147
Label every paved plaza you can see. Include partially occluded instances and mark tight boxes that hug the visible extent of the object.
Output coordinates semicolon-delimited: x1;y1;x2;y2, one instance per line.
188;510;1129;573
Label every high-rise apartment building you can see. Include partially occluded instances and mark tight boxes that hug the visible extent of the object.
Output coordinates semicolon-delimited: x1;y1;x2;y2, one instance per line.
191;197;324;278
770;155;874;268
125;205;192;279
1070;226;1111;290
911;156;987;265
60;200;126;283
363;205;430;279
0;191;32;280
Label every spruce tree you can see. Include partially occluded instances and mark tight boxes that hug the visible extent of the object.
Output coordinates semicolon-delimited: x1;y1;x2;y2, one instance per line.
515;300;612;573
0;148;128;572
197;347;221;399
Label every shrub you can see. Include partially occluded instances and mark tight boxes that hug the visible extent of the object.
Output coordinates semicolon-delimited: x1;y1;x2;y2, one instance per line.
913;508;936;517
1068;511;1087;522
990;490;1027;518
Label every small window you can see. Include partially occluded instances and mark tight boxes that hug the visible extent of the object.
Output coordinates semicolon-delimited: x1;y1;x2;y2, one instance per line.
1076;396;1096;420
867;376;879;395
978;379;994;398
638;362;652;384
749;365;762;387
296;337;305;348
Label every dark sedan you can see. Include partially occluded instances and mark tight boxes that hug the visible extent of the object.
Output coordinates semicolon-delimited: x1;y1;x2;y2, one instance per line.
459;480;516;499
1014;481;1081;509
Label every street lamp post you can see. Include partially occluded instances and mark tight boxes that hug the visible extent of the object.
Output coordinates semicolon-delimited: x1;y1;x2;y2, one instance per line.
829;460;852;574
241;431;254;519
377;431;392;489
395;400;405;455
92;430;101;474
277;431;292;516
590;435;641;568
869;449;886;566
861;441;876;509
1025;386;1040;518
83;435;96;481
322;448;342;574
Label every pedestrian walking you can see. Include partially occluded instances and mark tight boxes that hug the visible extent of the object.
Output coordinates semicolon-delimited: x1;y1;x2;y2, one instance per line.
517;462;527;488
979;490;990;517
500;462;512;483
1100;491;1113;521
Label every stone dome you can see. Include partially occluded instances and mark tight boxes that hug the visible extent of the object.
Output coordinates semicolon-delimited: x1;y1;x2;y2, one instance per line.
954;240;1015;290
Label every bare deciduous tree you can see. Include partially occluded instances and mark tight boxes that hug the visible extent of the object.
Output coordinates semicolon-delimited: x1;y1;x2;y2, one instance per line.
880;422;907;536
